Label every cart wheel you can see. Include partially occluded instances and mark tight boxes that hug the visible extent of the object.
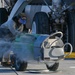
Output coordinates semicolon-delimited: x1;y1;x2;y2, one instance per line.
15;59;27;71
46;62;59;71
0;8;8;25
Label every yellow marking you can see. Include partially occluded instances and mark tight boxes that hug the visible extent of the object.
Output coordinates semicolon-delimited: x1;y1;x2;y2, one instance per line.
65;52;75;58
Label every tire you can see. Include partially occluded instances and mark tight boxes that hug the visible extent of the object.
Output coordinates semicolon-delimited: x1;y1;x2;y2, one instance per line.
15;59;27;71
67;11;75;52
32;12;50;34
63;24;68;43
46;62;59;71
0;8;8;25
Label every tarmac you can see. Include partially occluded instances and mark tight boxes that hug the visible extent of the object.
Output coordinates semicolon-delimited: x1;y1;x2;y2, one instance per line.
0;59;75;75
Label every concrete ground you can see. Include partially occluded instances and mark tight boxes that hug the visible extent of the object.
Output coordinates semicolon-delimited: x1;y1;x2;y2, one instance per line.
0;59;75;75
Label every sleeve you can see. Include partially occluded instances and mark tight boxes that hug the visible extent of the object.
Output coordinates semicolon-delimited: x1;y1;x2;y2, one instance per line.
17;24;24;32
8;20;20;36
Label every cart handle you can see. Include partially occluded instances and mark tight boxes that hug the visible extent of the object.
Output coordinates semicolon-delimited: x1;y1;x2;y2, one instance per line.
64;43;73;57
41;31;63;49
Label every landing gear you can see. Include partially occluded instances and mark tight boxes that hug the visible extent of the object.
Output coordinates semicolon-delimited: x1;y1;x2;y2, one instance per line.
32;12;50;34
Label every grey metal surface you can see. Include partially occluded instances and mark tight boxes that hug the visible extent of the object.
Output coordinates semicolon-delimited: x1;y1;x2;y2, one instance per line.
0;59;75;75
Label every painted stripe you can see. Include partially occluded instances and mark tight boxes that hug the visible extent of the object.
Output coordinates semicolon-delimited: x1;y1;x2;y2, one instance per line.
70;66;75;68
65;52;75;58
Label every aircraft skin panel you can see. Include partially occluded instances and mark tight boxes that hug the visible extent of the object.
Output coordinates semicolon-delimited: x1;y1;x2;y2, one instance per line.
8;0;25;21
8;0;32;21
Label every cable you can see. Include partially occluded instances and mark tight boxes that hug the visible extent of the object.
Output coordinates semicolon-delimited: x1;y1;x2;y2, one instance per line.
64;43;73;57
9;55;19;75
10;66;19;75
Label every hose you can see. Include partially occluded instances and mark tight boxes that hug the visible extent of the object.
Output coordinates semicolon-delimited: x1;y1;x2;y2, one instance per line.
63;43;73;57
43;0;54;12
59;2;75;14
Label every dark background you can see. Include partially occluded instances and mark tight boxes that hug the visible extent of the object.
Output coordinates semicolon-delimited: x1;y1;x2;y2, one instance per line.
29;0;75;6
